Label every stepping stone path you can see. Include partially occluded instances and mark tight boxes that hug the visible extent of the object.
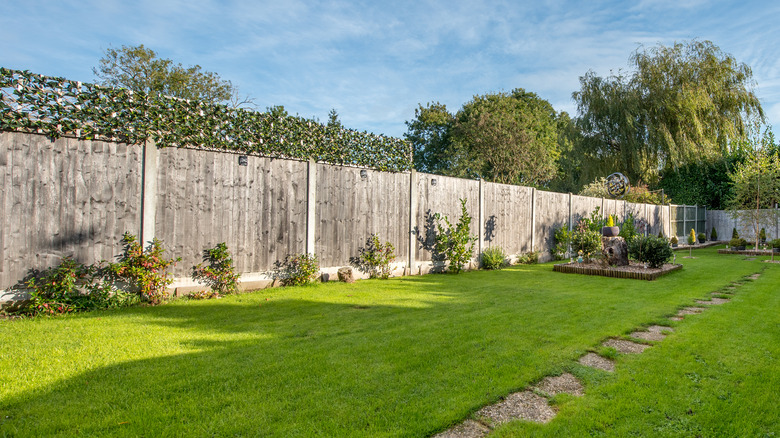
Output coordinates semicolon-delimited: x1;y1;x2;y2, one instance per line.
435;277;753;437
603;338;649;353
631;325;674;341
578;352;614;372
696;297;730;305
533;373;584;397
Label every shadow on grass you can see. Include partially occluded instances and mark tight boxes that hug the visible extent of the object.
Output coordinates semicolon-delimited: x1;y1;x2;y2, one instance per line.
0;259;761;437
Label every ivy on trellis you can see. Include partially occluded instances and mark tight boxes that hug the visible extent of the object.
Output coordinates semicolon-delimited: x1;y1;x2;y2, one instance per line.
0;68;412;171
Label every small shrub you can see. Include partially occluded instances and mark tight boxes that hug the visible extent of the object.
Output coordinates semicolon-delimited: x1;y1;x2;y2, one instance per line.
275;253;320;286
698;232;706;243
16;257;136;316
606;215;615;227
552;227;571;260
770;238;780;248
710;227;718;240
517;251;539;265
730;237;747;248
670;235;678;245
688;229;697;245
107;233;180;305
434;199;477;274
619;212;637;243
350;234;396;279
732;227;739;239
571;227;601;260
481;246;507;270
628;235;673;268
759;228;767;242
192;242;241;297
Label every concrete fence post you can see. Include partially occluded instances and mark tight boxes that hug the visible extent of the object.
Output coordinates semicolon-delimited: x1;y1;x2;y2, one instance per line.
140;140;158;245
306;158;316;256
408;170;417;275
478;178;484;256
530;188;537;252
568;193;573;232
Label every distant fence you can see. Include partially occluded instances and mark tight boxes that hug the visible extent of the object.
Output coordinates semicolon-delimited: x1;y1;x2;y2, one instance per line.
1;131;695;297
706;209;780;241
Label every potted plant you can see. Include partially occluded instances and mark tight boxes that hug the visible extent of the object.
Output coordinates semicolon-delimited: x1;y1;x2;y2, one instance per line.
698;232;706;244
759;228;767;244
732;228;739;239
730;237;747;251
601;214;619;237
710;227;718;241
670;235;678;247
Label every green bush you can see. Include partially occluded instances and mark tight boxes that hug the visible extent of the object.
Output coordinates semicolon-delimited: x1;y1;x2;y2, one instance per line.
552;227;571;260
434;199;477;274
481;246;507;270
619;212;638;243
730;237;747;248
628;235;674;268
107;233;180;305
571;228;601;259
732;227;739;239
698;232;706;243
760;228;767;242
770;238;780;248
710;227;718;240
275;253;320;286
15;257;137;317
192;243;241;297
350;234;396;279
517;251;539;265
670;235;678;245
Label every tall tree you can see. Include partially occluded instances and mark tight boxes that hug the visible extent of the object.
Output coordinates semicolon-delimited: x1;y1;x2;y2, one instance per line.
573;40;764;185
404;102;458;175
452;89;559;186
94;44;239;106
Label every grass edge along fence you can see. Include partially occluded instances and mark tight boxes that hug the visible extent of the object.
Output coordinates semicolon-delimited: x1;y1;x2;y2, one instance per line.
0;67;411;172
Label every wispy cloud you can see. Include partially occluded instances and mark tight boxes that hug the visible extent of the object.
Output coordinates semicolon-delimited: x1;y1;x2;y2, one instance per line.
2;0;780;134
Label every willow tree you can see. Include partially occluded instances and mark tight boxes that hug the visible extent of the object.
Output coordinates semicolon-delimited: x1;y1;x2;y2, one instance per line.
573;40;764;185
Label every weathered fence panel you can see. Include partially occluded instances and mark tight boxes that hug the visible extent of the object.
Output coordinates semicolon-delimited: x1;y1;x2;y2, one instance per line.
155;148;308;276
707;209;780;241
414;173;479;262
315;164;410;268
0;132;142;289
482;182;532;254
535;190;569;255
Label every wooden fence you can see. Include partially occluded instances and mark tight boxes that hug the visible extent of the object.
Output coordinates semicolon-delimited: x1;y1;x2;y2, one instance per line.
1;131;687;299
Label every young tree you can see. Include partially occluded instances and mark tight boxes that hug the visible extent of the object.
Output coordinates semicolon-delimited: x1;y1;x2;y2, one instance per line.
727;128;780;249
94;44;239;106
404;102;458;175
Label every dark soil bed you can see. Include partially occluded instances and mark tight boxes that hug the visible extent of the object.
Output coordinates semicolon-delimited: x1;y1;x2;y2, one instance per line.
553;261;682;281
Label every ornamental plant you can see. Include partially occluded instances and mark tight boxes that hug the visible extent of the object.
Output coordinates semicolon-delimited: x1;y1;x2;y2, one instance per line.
275;253;320;286
481;246;507;270
434;199;477;274
350;234;396;279
107;233;180;305
606;215;615;227
688;229;697;245
628;235;674;268
710;227;718;240
770;238;780;248
732;227;739;239
192;243;241;297
698;232;706;243
670;235;678;245
552;227;571;260
571;215;601;260
760;228;767;242
517;251;539;265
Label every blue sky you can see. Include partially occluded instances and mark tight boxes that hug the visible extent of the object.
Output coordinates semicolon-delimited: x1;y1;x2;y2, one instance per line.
2;1;779;137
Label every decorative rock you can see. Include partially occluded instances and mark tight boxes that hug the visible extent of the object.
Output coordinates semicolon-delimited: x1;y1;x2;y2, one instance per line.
601;236;629;266
337;267;355;283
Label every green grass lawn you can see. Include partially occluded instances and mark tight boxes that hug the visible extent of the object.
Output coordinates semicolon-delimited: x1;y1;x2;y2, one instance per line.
1;246;777;437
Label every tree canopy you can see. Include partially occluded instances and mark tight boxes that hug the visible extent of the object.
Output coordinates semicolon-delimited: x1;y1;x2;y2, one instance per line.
93;44;240;106
405;90;561;187
573;40;764;186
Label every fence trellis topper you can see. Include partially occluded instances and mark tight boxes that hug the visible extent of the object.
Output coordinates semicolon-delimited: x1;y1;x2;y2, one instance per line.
0;68;412;172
